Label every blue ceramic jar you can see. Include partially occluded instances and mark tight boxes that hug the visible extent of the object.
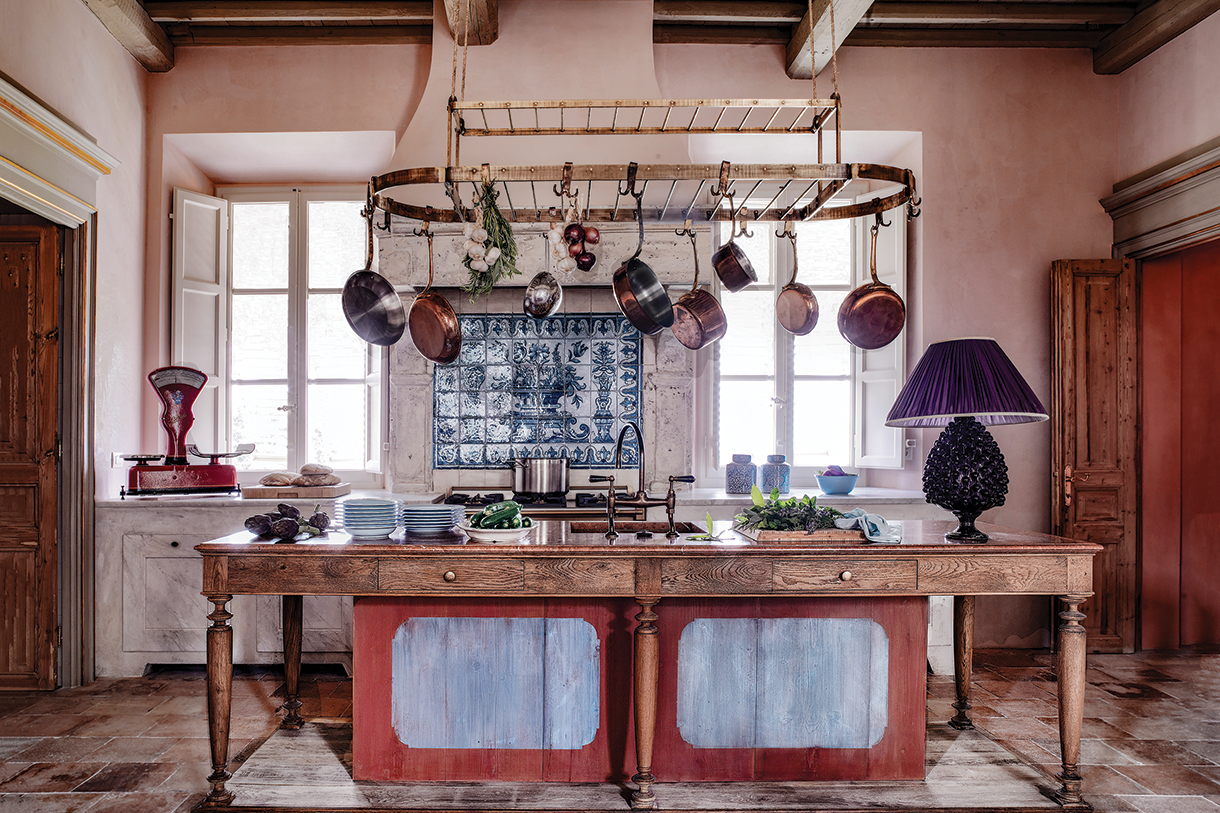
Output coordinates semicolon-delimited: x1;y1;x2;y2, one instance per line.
725;454;757;494
759;454;790;495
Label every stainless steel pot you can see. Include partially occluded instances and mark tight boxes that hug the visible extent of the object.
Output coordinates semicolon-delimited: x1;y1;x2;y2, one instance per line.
511;457;570;495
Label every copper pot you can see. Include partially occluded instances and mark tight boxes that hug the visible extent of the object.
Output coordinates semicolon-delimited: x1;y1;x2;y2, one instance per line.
837;214;905;350
611;168;674;336
406;224;462;365
711;238;757;292
775;227;819;336
671;223;727;350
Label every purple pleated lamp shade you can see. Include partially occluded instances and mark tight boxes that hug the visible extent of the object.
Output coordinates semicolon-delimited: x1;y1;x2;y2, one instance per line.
885;338;1048;428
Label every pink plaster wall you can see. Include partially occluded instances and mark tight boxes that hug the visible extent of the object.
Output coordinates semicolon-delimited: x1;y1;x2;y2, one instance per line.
0;0;149;499
1118;11;1220;178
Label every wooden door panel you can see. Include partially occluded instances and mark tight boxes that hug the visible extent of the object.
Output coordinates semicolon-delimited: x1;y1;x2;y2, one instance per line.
1052;259;1137;654
0;225;59;690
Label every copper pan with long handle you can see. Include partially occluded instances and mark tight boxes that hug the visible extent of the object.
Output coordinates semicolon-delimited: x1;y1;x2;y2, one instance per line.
611;164;674;336
671;221;727;350
837;209;905;350
710;183;758;292
407;222;462;364
775;226;819;336
342;202;406;346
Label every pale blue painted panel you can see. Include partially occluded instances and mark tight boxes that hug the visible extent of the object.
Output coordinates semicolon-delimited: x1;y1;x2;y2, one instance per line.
391;617;598;750
542;618;600;749
676;618;888;750
676;618;757;748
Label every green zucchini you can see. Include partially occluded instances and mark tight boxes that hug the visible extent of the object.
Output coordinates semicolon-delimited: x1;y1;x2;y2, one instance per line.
481;500;521;527
469;510;487;528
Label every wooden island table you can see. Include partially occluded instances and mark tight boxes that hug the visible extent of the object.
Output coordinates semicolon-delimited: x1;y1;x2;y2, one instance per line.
196;520;1100;812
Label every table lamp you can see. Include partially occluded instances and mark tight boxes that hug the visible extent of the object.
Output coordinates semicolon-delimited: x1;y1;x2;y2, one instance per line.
885;338;1048;542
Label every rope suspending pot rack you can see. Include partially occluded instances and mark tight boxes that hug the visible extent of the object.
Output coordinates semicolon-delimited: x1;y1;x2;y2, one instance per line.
370;0;919;228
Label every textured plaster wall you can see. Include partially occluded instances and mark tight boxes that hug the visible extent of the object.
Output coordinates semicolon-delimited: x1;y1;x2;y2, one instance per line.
1118;12;1220;178
0;0;149;499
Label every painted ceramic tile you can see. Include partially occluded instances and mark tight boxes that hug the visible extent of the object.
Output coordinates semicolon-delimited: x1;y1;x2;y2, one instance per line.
433;313;642;469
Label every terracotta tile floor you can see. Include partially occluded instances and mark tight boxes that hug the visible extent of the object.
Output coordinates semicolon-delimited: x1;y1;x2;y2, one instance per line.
0;649;1217;812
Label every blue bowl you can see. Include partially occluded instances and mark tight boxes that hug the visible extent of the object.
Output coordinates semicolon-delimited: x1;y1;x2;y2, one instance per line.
816;474;858;495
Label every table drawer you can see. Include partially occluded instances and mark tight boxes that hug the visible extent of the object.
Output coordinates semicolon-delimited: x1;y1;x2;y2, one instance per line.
226;555;377;594
378;559;524;592
773;559;918;591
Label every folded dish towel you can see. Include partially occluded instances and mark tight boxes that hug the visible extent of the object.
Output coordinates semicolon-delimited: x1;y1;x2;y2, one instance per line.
834;508;902;543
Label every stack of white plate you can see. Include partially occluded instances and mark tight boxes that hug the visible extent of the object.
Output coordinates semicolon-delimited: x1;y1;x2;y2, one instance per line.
336;498;399;539
401;503;466;535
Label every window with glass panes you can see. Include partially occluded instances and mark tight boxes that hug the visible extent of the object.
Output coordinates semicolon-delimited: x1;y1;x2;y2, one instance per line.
222;188;382;480
714;218;856;477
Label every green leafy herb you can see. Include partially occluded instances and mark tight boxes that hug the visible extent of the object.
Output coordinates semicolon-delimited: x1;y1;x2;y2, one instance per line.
462;183;520;299
734;491;845;533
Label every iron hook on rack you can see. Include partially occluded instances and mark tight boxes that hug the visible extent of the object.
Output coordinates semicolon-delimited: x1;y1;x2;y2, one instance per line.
776;223;797;242
726;193;753;239
412;220;433;239
872;202;891;234
675;218;697;239
618;162;641;198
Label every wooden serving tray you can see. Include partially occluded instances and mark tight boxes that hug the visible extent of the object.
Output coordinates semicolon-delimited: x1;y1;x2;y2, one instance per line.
242;482;352;500
735;526;866;545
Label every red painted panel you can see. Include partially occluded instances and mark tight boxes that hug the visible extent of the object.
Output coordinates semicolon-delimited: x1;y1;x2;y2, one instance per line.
1179;240;1220;646
1140;253;1183;649
354;595;926;782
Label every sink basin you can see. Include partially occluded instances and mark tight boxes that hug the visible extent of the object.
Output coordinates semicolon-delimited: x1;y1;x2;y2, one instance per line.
568;521;702;535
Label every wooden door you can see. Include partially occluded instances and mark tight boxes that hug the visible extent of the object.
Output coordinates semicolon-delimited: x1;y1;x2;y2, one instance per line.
1050;259;1138;654
0;224;60;689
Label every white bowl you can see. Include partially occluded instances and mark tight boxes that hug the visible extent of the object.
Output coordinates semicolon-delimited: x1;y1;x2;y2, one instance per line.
458;523;532;544
346;526;397;539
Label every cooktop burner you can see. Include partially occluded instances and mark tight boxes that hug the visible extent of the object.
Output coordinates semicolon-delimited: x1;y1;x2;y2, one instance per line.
512;492;567;506
443;492;505;506
574;492;607;507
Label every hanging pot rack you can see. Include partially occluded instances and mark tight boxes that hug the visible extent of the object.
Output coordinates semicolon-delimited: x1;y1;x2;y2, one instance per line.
368;0;918;228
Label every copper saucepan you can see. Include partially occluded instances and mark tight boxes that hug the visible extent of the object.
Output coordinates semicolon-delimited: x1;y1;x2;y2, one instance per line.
837;210;905;351
407;223;462;364
775;226;819;336
711;190;758;292
671;221;727;350
342;203;406;346
610;164;674;336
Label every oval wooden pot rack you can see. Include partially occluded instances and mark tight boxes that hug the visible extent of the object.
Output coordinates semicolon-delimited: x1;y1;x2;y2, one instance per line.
370;97;920;226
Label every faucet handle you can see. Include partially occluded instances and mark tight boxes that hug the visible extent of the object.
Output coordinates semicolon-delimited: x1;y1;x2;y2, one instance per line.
669;475;696;484
590;475;614;483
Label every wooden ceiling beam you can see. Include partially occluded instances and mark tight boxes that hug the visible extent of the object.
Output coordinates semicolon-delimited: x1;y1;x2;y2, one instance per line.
166;24;431;46
79;0;174;72
845;27;1109;47
1093;0;1220;74
785;0;875;78
653;24;791;44
442;0;498;45
653;1;805;24
144;2;433;23
863;2;1134;26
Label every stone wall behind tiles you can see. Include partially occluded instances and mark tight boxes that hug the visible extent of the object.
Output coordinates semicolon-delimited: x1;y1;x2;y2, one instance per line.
378;222;703;494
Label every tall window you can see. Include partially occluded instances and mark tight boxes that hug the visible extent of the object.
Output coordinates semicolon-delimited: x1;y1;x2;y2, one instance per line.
699;212;906;486
220;187;383;482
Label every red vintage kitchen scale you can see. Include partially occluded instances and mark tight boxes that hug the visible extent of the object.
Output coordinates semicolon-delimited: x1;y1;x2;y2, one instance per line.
120;366;254;498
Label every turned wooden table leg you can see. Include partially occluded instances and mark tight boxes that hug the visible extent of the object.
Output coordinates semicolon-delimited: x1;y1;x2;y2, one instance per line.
1055;594;1091;810
206;594;235;805
949;594;976;730
281;595;304;729
631;597;661;810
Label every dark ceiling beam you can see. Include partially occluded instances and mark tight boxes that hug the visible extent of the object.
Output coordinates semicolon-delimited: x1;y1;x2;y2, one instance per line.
144;2;432;23
1093;0;1220;73
863;2;1134;26
846;27;1110;47
785;0;875;78
79;0;174;71
166;24;431;46
653;1;805;24
653;24;790;44
442;0;498;45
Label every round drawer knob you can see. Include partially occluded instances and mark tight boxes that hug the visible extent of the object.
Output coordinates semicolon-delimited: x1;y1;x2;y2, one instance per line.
443;571;457;582
839;570;853;582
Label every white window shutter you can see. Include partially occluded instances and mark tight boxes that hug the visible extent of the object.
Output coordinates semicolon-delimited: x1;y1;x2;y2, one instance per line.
170;187;229;453
852;207;907;469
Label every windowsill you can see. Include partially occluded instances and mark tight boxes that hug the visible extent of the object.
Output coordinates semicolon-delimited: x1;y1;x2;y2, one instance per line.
681;486;928;506
95;488;445;507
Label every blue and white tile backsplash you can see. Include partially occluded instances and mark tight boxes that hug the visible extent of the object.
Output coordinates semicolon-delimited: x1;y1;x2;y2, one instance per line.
432;314;642;469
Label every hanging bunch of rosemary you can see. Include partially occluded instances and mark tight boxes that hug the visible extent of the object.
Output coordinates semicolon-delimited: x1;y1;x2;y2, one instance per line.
461;182;520;299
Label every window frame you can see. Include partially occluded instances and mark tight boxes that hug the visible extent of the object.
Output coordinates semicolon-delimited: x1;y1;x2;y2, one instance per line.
216;184;386;486
695;201;907;489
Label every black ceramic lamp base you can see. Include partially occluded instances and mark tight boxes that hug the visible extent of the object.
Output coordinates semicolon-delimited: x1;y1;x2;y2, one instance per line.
923;417;1009;543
